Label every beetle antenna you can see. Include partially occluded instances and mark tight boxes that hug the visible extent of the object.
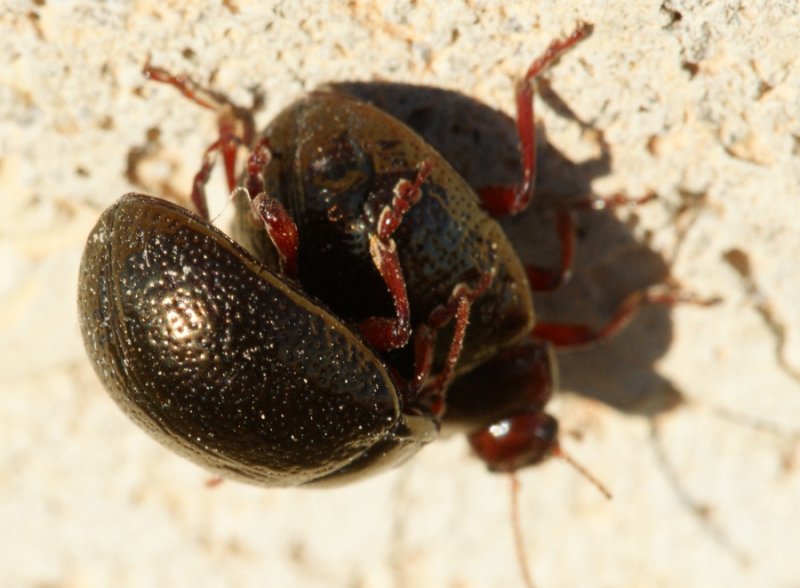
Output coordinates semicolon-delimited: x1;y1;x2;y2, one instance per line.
508;448;611;588
509;472;537;588
551;445;613;500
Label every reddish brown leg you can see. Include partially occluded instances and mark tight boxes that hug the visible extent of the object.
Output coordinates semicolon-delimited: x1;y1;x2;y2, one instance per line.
526;210;576;291
245;138;273;197
358;237;412;351
239;137;301;278
533;287;721;349
358;162;433;352
250;192;300;279
424;297;471;418
526;192;658;292
479;22;593;217
143;63;255;218
427;271;495;329
143;63;256;145
189;132;241;219
470;22;591;291
143;64;305;283
378;161;433;237
416;271;495;417
409;325;436;396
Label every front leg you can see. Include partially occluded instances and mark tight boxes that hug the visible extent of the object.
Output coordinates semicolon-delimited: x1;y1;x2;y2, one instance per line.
479;22;593;216
357;161;433;351
143;63;256;219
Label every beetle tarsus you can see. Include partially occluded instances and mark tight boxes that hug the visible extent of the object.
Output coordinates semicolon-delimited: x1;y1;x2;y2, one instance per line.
427;270;495;329
377;160;433;239
143;62;220;111
143;62;256;144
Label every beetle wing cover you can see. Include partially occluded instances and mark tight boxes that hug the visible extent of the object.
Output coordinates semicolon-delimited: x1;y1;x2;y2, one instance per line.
79;194;401;486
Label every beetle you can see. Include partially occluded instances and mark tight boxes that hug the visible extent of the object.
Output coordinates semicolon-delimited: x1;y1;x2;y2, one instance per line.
79;23;675;490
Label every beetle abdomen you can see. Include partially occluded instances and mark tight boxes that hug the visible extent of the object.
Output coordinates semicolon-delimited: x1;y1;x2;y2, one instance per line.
78;194;406;486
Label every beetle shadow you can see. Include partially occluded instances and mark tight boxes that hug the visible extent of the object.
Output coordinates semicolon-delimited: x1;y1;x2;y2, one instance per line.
330;80;684;418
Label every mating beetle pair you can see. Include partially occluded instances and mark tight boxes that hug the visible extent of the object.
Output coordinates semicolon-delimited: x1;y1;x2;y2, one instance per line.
79;23;667;489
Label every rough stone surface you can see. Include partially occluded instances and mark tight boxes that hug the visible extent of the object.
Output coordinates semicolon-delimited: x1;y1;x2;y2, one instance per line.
2;1;799;587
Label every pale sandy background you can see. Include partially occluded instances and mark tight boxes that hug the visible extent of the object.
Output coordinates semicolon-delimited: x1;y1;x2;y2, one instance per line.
2;1;800;587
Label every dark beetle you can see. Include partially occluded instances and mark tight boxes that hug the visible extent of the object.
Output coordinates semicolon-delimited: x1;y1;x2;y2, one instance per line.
80;24;638;487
